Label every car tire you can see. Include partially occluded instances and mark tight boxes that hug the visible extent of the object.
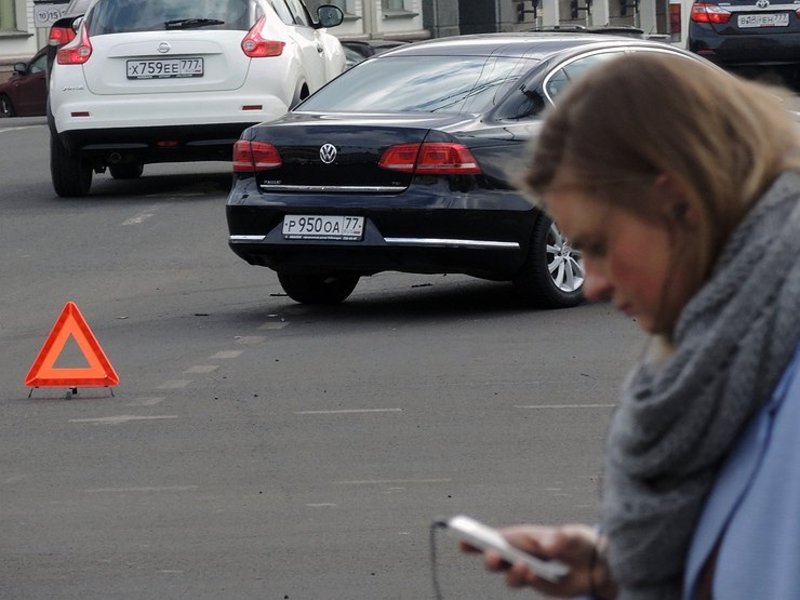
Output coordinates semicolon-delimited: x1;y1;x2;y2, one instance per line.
109;163;144;179
0;94;14;118
50;135;92;197
513;213;584;309
277;272;360;305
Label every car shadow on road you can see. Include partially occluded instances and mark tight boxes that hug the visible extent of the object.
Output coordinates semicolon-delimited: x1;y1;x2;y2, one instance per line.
233;276;573;328
85;166;231;201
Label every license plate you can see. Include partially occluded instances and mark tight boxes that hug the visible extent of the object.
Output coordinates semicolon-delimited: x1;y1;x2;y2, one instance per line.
282;215;364;241
738;12;789;28
126;58;204;79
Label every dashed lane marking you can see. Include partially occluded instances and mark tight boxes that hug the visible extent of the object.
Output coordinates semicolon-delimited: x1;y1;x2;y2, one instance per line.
234;335;265;345
84;485;198;493
258;321;288;330
157;380;192;389
69;415;179;425
126;396;166;407
121;206;158;226
333;478;452;485
514;403;617;409
210;350;244;359
294;408;403;415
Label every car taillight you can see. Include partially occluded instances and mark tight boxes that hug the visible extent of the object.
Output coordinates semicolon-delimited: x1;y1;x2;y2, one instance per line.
48;25;76;46
690;3;732;24
57;23;92;65
379;143;481;175
233;140;282;172
241;16;285;57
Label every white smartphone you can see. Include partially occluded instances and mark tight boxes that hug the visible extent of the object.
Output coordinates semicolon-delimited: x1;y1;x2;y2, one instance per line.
441;514;570;583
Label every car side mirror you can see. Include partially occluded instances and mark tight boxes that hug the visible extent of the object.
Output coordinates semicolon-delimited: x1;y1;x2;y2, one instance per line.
13;62;27;75
317;5;344;28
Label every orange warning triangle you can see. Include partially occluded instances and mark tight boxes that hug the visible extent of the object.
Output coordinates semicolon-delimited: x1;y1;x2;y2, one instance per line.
25;301;119;388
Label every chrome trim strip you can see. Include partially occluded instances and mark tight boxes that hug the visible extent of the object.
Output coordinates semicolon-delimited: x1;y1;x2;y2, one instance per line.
230;235;266;242
258;184;406;193
384;237;520;250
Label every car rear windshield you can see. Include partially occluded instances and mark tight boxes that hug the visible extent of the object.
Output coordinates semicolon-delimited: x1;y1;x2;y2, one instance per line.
299;54;541;114
87;0;254;35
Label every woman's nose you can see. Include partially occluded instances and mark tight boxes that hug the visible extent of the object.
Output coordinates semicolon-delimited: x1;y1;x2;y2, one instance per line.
583;270;613;302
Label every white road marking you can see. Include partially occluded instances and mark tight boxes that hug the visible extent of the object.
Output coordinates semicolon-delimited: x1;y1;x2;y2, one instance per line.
121;206;158;226
0;125;42;134
157;380;191;389
514;403;617;409
126;397;165;407
84;485;198;493
258;321;287;330
4;475;26;484
210;350;243;359
294;408;402;415
184;365;219;374
306;503;337;508
234;335;265;345
157;570;185;574
333;478;452;485
69;415;178;425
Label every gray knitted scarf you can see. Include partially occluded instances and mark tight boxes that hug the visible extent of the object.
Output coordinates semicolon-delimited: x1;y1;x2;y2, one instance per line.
601;170;800;599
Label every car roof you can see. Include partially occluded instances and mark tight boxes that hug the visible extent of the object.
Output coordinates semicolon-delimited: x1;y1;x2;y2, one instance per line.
378;32;672;60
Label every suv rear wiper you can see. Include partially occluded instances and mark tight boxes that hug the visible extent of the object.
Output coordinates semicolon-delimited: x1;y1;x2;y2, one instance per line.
164;18;225;29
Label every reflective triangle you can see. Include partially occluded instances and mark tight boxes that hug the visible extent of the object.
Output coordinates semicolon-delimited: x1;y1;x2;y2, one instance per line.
25;301;119;388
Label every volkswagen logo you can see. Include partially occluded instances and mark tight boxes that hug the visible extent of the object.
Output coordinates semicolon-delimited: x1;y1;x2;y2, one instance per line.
756;0;769;8
157;42;171;54
319;143;337;164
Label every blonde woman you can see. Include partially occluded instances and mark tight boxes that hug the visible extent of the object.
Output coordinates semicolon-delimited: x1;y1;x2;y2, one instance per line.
467;53;800;600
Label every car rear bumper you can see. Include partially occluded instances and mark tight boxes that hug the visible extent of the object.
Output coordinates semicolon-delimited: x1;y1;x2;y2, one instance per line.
57;123;257;162
226;176;536;280
689;25;800;65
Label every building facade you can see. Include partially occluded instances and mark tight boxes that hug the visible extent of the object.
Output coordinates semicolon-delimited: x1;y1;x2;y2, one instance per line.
1;0;677;80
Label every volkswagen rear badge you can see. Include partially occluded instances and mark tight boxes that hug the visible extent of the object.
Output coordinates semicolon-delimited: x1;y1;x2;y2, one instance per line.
319;143;337;164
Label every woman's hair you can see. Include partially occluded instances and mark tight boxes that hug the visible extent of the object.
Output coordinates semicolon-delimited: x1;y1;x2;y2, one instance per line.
522;51;800;285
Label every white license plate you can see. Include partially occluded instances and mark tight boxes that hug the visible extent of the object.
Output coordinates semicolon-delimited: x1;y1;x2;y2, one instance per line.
738;12;789;28
282;215;364;241
126;58;204;79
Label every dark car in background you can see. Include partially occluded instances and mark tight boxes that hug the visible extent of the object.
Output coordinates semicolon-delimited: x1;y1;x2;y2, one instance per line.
341;39;408;68
0;47;48;118
688;0;800;67
226;33;719;307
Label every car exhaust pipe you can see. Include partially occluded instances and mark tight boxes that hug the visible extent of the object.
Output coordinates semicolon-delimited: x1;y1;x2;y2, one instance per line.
108;152;122;164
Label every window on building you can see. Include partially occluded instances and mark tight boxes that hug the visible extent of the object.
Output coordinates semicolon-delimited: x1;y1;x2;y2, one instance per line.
382;0;404;11
0;0;18;31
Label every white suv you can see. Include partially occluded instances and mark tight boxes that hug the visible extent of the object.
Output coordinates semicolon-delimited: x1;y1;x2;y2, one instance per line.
48;0;345;196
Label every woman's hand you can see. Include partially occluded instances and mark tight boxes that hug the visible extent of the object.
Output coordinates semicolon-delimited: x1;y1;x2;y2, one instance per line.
461;524;617;599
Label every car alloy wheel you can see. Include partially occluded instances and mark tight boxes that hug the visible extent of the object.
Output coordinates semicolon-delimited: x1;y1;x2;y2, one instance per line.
513;213;584;308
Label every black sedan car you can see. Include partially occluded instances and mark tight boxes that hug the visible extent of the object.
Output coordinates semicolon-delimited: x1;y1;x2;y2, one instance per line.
688;0;800;68
226;33;712;307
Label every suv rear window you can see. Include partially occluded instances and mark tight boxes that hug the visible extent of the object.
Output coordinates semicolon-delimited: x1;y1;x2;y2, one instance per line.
87;0;254;35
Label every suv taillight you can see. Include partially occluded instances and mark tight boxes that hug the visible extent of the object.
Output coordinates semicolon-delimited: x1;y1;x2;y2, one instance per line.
57;23;92;65
690;3;732;24
241;16;285;57
379;143;481;175
233;140;282;172
48;25;76;46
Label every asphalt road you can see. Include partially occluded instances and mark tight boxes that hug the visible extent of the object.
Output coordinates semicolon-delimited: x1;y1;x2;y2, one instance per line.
0;119;644;599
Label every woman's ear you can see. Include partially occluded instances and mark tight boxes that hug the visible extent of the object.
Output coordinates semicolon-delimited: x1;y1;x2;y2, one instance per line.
653;173;698;227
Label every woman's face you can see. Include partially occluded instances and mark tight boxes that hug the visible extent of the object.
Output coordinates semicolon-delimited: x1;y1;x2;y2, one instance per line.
546;185;693;335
